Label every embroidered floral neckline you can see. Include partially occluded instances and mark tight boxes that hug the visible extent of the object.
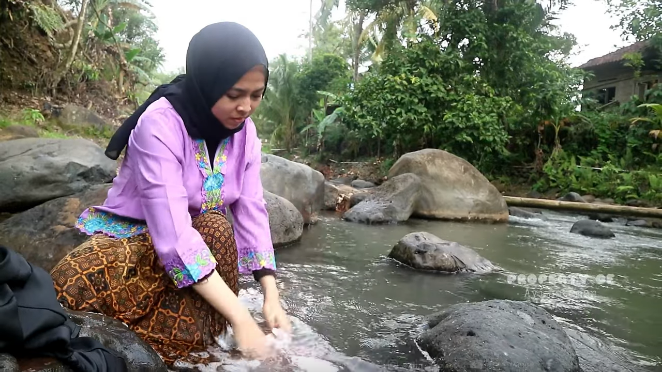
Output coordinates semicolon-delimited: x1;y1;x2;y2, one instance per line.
194;138;231;214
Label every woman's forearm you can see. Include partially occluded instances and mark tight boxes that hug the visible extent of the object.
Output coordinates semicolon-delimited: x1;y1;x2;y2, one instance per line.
258;274;280;303
192;270;252;325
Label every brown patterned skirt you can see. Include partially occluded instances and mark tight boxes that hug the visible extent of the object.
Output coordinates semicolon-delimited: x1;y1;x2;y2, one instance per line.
50;211;239;366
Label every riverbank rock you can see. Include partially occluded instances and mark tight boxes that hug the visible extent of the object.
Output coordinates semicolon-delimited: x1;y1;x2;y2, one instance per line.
260;154;324;224
625;218;662;229
586;213;614;223
69;310;167;371
324;182;356;211
0;310;167;372
388;149;508;222
559;192;587;203
388;232;495;273
509;207;547;220
417;300;581;372
570;219;615;239
0;184;111;272
0;138;116;212
351;179;375;189
263;191;304;247
0;125;40;142
53;103;110;132
563;327;650;372
343;173;421;224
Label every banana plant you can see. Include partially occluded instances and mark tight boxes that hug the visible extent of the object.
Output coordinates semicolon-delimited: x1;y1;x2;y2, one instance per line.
631;103;662;151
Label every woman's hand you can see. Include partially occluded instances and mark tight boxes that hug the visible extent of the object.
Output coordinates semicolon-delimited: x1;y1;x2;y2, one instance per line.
232;313;275;359
258;274;292;333
191;271;275;359
263;298;292;332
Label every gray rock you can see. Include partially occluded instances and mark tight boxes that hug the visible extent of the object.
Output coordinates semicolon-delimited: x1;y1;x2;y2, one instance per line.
570;219;615;239
69;310;167;371
323;182;356;211
388;231;495;273
0;184;111;272
586;213;614;223
260;154;324;224
0;138;116;212
0;125;40;142
625;219;662;229
564;327;650;372
388;149;508;222
558;192;587;203
417;300;581;372
350;179;375;189
343;173;421;224
263;190;304;247
54;104;110;132
509;207;547;220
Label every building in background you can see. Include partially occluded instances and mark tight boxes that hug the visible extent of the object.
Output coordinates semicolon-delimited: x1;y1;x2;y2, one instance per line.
579;40;661;106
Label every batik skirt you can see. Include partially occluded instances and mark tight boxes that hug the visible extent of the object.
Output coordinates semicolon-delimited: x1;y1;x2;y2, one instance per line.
50;211;238;366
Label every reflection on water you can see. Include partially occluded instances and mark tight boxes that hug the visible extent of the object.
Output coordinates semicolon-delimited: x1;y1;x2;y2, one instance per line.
179;210;662;371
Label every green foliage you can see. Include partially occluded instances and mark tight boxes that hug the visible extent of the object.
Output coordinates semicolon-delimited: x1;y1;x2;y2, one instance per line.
342;35;512;165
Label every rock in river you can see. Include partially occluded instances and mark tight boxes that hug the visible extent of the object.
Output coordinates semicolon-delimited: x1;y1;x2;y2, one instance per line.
0;138;116;212
417;299;581;372
263;190;304;247
570;219;615;239
260;154;324;224
343;173;421;224
388;149;508;222
388;232;495;273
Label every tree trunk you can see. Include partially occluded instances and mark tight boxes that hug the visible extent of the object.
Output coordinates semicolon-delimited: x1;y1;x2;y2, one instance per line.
504;196;662;219
52;0;89;93
351;12;366;82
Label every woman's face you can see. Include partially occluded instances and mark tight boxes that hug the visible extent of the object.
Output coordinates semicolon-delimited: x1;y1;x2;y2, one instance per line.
211;65;266;129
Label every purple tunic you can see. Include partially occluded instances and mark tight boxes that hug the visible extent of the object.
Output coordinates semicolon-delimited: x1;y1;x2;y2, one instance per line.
75;97;276;288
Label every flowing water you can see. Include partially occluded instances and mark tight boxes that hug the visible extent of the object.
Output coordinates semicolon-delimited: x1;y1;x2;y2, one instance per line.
177;210;662;372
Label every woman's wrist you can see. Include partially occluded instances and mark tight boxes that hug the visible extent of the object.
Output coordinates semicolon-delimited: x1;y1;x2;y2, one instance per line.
258;273;280;304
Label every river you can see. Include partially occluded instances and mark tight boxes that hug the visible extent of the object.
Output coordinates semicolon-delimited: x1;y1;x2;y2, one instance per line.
180;210;662;372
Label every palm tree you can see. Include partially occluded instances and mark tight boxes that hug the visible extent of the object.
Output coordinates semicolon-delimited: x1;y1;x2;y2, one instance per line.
254;54;303;152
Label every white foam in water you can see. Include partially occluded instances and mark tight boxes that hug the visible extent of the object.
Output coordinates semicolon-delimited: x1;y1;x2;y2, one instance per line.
173;288;343;372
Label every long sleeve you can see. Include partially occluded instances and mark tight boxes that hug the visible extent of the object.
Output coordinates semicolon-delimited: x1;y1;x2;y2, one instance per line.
229;131;276;276
129;109;217;289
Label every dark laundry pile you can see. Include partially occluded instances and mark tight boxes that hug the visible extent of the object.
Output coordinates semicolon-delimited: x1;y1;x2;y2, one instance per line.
0;244;128;372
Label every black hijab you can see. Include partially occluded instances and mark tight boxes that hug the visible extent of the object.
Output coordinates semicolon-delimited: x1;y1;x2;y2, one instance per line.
105;22;269;160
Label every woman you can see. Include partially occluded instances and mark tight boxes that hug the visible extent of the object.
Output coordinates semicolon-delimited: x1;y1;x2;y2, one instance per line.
49;22;291;366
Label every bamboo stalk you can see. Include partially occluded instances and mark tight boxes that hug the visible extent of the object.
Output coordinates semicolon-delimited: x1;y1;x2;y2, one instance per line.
503;196;662;219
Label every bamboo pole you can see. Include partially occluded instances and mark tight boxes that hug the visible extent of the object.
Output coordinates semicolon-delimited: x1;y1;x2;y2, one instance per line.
503;196;662;219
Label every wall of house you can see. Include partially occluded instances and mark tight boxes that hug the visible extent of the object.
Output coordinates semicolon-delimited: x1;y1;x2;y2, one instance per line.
583;65;662;103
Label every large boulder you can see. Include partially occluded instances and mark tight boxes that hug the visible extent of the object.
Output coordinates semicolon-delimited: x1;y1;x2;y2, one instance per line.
389;232;495;273
388;149;508;222
0;310;167;372
0;184;111;272
0;138;116;212
263;190;304;247
418;300;581;372
343;173;421;224
260;154;324;224
54;104;110;132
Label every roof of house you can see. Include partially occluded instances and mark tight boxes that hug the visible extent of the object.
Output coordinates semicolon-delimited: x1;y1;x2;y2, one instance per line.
579;40;650;69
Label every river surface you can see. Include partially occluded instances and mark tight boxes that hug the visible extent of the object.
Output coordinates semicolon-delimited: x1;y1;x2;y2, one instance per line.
179;210;662;372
